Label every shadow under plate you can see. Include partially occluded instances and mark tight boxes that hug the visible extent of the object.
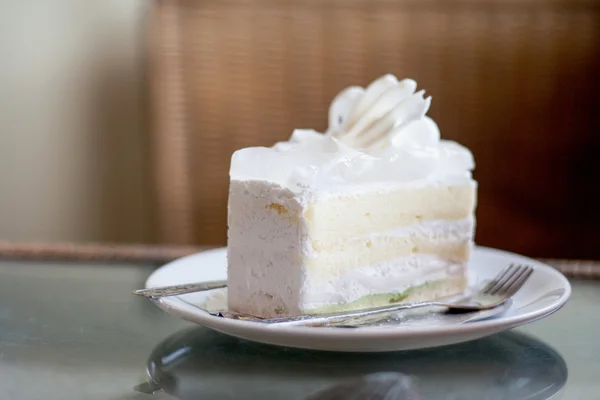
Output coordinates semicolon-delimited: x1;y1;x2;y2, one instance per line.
137;327;567;400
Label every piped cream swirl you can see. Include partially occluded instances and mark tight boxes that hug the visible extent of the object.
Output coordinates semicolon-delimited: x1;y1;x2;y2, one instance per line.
327;75;437;150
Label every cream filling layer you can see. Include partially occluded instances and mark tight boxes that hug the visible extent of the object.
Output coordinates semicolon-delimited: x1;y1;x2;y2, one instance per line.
302;254;465;309
306;217;475;254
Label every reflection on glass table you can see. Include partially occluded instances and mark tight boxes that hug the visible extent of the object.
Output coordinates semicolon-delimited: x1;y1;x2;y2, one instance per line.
138;327;567;400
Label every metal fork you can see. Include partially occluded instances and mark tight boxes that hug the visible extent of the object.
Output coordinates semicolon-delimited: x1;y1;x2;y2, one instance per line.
260;264;534;327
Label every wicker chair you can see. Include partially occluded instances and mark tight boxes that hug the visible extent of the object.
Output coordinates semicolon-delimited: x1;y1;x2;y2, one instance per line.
148;0;600;259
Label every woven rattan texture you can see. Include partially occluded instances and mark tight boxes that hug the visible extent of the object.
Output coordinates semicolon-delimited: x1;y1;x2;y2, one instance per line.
149;0;600;258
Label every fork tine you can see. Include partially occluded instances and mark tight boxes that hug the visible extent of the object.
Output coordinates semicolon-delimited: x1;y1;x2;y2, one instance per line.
484;264;522;295
481;264;516;293
503;266;534;298
490;265;529;296
493;265;533;296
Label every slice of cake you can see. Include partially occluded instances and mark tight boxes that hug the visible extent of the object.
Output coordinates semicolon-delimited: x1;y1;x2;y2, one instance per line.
227;74;476;318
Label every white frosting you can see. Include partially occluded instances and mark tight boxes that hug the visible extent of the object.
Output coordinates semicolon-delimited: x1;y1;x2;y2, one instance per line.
303;217;475;259
230;74;475;192
303;255;464;308
370;217;475;241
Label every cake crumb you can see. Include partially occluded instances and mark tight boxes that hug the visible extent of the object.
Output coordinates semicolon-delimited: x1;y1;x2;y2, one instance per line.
266;203;289;214
274;307;286;315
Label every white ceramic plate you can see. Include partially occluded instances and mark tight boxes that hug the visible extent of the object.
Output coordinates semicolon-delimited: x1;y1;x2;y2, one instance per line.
145;246;570;352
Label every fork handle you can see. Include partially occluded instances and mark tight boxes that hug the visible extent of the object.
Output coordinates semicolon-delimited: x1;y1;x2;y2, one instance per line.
133;280;227;298
261;301;441;327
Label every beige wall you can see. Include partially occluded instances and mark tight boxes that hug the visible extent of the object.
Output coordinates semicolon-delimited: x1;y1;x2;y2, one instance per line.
0;0;153;243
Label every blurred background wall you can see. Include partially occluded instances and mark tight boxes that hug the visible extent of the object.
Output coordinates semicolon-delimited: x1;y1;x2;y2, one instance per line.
0;0;154;243
0;0;598;260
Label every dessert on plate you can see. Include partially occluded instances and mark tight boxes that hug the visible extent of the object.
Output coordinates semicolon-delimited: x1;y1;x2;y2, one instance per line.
226;74;477;318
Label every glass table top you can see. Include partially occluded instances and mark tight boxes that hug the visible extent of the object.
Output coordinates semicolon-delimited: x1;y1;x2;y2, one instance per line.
0;259;598;400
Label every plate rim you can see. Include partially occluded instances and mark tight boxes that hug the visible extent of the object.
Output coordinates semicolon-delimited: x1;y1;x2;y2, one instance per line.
145;246;571;339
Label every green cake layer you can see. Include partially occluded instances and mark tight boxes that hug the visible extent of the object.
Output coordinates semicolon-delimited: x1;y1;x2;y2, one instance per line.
305;279;458;314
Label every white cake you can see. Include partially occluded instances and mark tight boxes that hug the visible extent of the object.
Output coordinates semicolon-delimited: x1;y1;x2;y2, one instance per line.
227;75;477;318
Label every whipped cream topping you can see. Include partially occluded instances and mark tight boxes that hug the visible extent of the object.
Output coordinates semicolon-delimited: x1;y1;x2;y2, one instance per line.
230;74;474;192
